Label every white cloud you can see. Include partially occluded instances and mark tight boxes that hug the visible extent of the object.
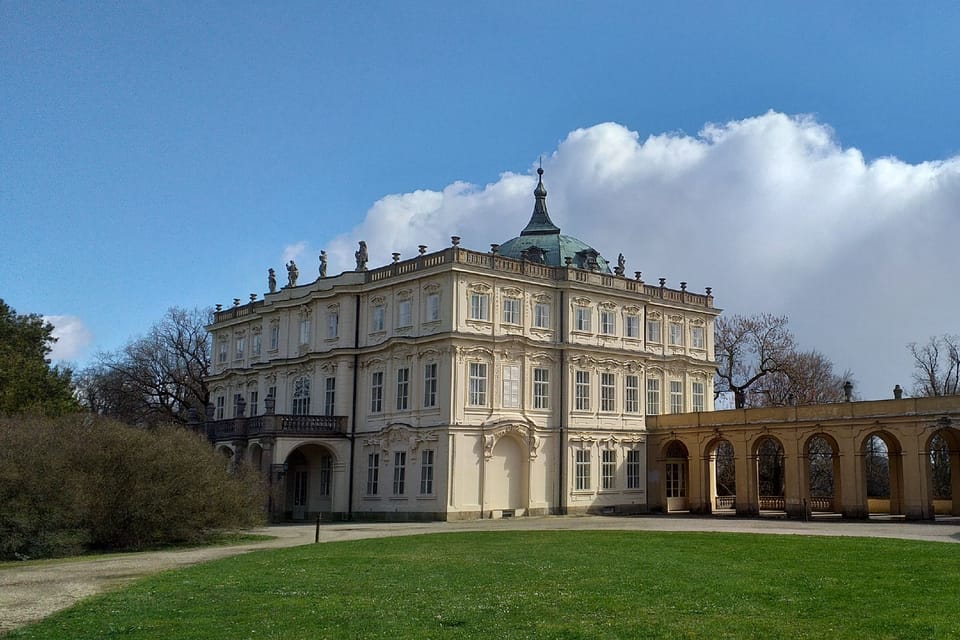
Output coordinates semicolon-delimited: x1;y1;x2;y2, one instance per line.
282;241;308;263
322;112;960;399
43;315;93;362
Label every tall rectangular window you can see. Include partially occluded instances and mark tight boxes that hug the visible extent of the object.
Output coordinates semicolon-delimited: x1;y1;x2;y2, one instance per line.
420;449;434;495
319;456;331;496
533;368;550;409
502;364;520;408
575;370;591;411
691;325;705;349
423;363;438;408
600;310;615;335
215;395;224;419
470;293;489;320
235;336;245;360
426;293;441;322
647;378;661;416
292;376;310;415
218;339;228;363
502;297;521;324
534;302;551;329
252;333;262;355
299;318;311;345
327;311;339;338
269;324;279;350
575;449;591;491
692;381;705;412
366;453;379;495
646;319;661;343
625;315;640;338
670;380;684;414
392;451;406;495
625;375;640;413
602;450;616;490
233;393;243;417
249;390;259;417
396;367;410;411
324;377;336;416
601;372;616;412
626;450;641;489
468;362;487;406
370;371;384;413
575;306;591;332
372;305;385;332
397;300;412;327
669;322;683;346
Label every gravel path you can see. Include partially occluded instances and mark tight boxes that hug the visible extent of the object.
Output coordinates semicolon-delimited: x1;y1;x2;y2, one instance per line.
3;515;959;634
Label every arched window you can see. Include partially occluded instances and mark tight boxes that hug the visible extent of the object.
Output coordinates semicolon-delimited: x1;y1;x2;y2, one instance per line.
292;376;311;415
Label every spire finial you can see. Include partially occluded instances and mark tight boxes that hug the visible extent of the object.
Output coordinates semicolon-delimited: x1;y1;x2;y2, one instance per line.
521;164;559;236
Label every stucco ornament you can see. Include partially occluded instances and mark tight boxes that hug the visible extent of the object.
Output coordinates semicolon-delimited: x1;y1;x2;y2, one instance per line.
483;423;541;460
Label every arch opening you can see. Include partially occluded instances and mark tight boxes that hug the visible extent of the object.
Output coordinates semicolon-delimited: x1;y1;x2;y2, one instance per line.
709;439;736;512
806;435;840;514
927;428;960;517
862;432;904;517
755;437;785;512
283;443;334;521
663;440;689;512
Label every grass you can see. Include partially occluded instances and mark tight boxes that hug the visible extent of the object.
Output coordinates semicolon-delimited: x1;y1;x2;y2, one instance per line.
8;530;960;639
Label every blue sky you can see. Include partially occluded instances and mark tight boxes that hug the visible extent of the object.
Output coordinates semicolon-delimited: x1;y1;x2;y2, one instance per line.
2;2;959;400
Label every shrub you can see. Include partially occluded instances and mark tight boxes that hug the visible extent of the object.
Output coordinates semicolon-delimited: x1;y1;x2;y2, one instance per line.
0;415;265;560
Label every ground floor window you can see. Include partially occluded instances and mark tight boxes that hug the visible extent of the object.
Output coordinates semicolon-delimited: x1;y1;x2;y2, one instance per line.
601;450;616;489
575;449;591;491
666;461;686;498
393;451;406;495
319;455;331;496
626;450;641;489
420;449;434;495
293;470;308;506
367;453;379;495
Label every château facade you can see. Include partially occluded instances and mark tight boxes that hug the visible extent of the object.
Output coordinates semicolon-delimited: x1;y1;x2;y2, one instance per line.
204;169;719;521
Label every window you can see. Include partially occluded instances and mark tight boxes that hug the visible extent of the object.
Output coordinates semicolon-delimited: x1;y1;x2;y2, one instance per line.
215;395;224;419
319;455;331;496
602;450;616;490
249;390;259;416
468;362;487;406
502;297;521;325
396;367;410;411
670;380;684;414
397;299;412;327
292;376;311;415
666;462;686;498
647;378;661;415
234;336;245;360
625;375;640;413
324;377;336;416
372;305;385;332
575;370;591;411
217;339;228;363
299;318;311;345
233;393;243;417
426;293;441;322
366;453;379;495
646;318;661;343
420;449;434;495
327;311;339;338
370;372;384;413
470;293;489;321
293;471;307;507
575;449;591;491
502;364;520;408
534;302;551;329
267;385;276;409
601;373;616;412
575;306;591;332
669;322;683;346
600;310;615;335
625;315;640;338
423;363;437;408
691;325;705;349
393;451;406;495
269;323;279;350
533;368;550;409
626;450;642;489
692;381;705;412
252;333;262;355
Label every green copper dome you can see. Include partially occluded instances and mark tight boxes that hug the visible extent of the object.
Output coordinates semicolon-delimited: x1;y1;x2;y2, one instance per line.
497;168;611;273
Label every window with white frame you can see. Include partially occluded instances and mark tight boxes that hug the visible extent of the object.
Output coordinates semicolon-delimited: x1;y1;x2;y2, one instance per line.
626;450;641;489
397;299;412;327
423;363;437;408
646;318;661;343
252;333;262;355
600;310;615;335
602;450;616;490
625;375;640;413
470;292;490;321
426;293;441;322
502;364;520;408
324;377;336;416
534;302;551;329
327;310;339;338
625;315;640;338
235;336;245;360
668;322;683;346
601;373;616;412
269;323;279;350
420;449;434;494
692;381;705;412
249;389;259;416
670;380;684;414
370;371;384;413
217;338;228;363
396;367;410;410
575;449;591;491
392;451;406;495
502;297;521;325
215;395;225;419
575;370;591;411
233;393;243;417
533;368;550;409
575;306;591;332
299;318;311;345
647;378;661;415
319;455;331;496
366;453;379;495
372;305;385;332
691;325;705;349
468;362;488;406
292;376;311;415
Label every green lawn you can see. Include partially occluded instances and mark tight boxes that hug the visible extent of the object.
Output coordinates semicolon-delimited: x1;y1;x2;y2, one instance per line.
9;531;960;639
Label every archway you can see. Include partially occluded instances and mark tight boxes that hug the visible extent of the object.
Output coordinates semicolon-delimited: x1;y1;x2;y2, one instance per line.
249;443;264;473
708;439;735;512
927;428;960;517
805;434;841;515
487;435;526;514
663;440;689;512
283;444;334;520
755;437;785;512
862;432;904;517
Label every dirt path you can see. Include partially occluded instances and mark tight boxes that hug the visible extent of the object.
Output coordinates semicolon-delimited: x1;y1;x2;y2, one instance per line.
3;515;959;634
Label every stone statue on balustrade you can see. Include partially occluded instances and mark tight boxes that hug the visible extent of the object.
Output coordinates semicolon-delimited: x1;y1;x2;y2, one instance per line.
319;250;328;278
614;253;626;277
268;268;277;293
355;241;369;271
286;260;299;287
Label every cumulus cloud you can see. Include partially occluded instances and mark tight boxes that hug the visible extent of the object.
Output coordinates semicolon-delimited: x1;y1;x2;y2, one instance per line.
319;111;960;399
282;241;308;263
43;315;93;361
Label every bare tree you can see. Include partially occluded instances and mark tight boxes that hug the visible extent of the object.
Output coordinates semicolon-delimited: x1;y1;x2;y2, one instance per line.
714;313;795;409
908;335;960;397
757;350;854;407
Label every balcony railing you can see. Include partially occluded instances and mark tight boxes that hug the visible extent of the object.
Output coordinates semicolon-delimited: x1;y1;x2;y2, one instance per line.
205;414;348;441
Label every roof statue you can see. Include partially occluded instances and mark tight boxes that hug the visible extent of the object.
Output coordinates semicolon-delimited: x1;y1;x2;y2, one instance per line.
319;250;328;278
268;268;277;293
286;260;299;287
355;241;369;271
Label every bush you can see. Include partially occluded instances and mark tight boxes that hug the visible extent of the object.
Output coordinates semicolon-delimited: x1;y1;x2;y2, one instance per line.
0;415;265;560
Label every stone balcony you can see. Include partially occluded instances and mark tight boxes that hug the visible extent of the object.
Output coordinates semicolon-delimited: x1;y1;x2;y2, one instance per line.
204;414;348;443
